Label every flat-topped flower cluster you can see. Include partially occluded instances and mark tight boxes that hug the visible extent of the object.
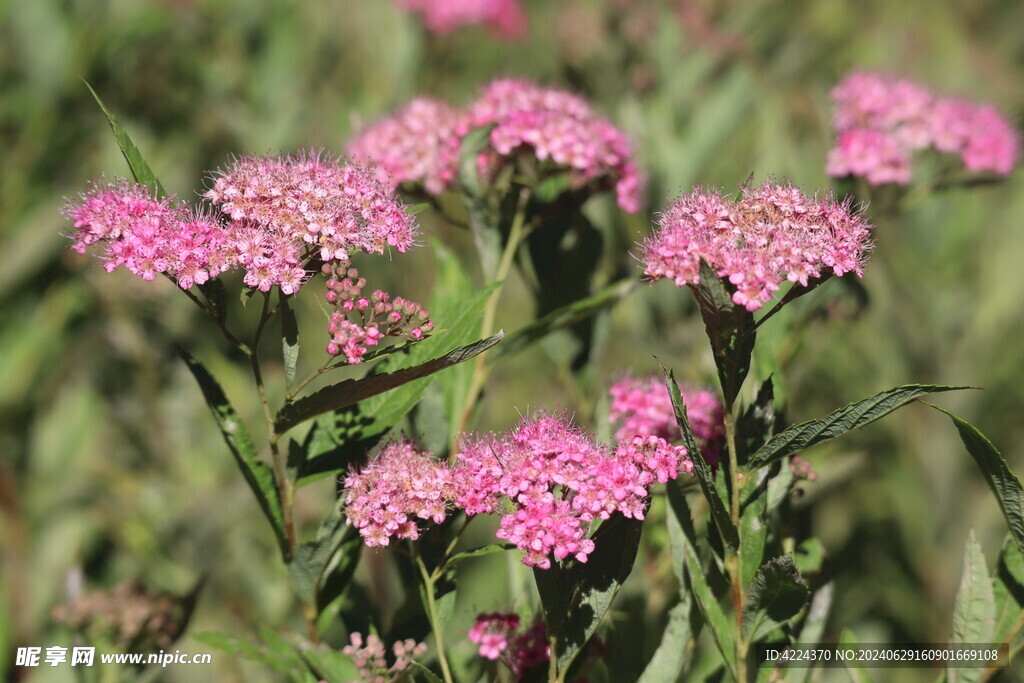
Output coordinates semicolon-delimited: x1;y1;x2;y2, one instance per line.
642;181;874;312
395;0;527;40
65;151;418;294
828;71;1019;185
348;78;643;212
340;413;691;568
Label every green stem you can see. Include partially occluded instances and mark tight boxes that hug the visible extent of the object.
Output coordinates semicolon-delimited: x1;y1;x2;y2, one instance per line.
415;553;455;683
177;279;251;355
454;188;532;445
724;408;747;681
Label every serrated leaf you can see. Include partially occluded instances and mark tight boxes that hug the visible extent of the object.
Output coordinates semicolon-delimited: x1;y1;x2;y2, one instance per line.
489;277;639;362
748;385;970;468
930;405;1024;553
280;291;299;391
275;331;504;433
408;660;445;682
180;348;288;558
662;365;739;553
533;514;643;676
742;556;809;643
949;531;995;683
693;260;756;405
666;483;738;678
83;81;166;197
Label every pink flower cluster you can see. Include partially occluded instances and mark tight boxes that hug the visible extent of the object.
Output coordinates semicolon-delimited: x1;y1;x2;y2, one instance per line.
65;152;419;294
341;440;458;547
395;0;527;40
342;632;427;683
322;262;433;364
609;374;724;464
347;78;643;212
468;612;520;660
64;182;234;289
642;181;874;312
828;72;1019;185
454;413;691;569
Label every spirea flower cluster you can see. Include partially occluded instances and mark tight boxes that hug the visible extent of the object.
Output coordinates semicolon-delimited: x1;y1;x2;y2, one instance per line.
347;78;643;212
609;374;725;464
642;181;874;312
828;72;1019;185
65;152;419;294
342;632;427;683
341;440;458;547
395;0;527;40
322;262;433;364
454;414;691;569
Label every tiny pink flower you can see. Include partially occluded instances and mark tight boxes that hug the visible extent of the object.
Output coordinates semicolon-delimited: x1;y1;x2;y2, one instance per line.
395;0;528;40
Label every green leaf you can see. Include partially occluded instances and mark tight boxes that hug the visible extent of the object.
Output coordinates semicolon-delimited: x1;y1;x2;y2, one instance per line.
408;661;445;683
742;555;809;643
793;538;827;577
838;629;872;683
993;534;1024;650
83;81;166;197
533;514;644;676
458;124;501;280
200;278;228;323
287;505;348;607
275;331;504;433
666;483;737;678
765;461;795;513
316;530;362;615
280;291;299;392
180;348;288;558
740;490;768;589
929;405;1024;553
637;595;697;683
442;543;515;571
949;531;995;683
737;378;775;465
693;260;756;405
792;584;833;683
662;364;739;553
489;278;639;362
748;385;970;469
193;630;306;678
298;646;360;682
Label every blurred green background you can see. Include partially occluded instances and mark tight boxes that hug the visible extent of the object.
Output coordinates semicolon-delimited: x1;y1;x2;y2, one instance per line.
2;0;1023;680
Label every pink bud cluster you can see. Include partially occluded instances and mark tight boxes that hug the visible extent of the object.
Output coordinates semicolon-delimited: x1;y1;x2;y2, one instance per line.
341;440;458;547
828;71;1019;185
468;612;520;660
395;0;527;40
65;152;419;294
642;181;874;312
342;632;427;683
789;455;818;482
322;262;433;365
609;374;725;465
454;413;691;569
347;78;643;212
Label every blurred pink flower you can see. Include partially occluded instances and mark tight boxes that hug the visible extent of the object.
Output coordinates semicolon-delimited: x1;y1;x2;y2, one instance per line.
343;632;427;680
396;0;527;40
642;181;873;312
829;71;1018;184
468;613;520;660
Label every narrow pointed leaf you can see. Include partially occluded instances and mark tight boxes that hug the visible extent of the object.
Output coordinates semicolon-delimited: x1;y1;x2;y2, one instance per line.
740;491;768;589
929;404;1024;553
276;331;503;433
748;385;970;468
180;348;288;557
443;543;515;571
83;81;166;197
993;535;1024;649
693;260;756;405
662;365;739;552
666;483;738;678
280;291;299;391
949;531;995;683
637;596;696;683
287;506;348;606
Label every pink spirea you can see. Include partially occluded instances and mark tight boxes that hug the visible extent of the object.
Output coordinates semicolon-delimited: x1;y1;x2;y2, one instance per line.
341;440;458;547
608;374;724;465
642;181;874;312
468;613;520;660
828;71;1018;184
342;632;428;682
348;98;465;195
465;78;644;212
454;413;690;569
63;181;234;289
322;262;433;365
396;0;527;40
